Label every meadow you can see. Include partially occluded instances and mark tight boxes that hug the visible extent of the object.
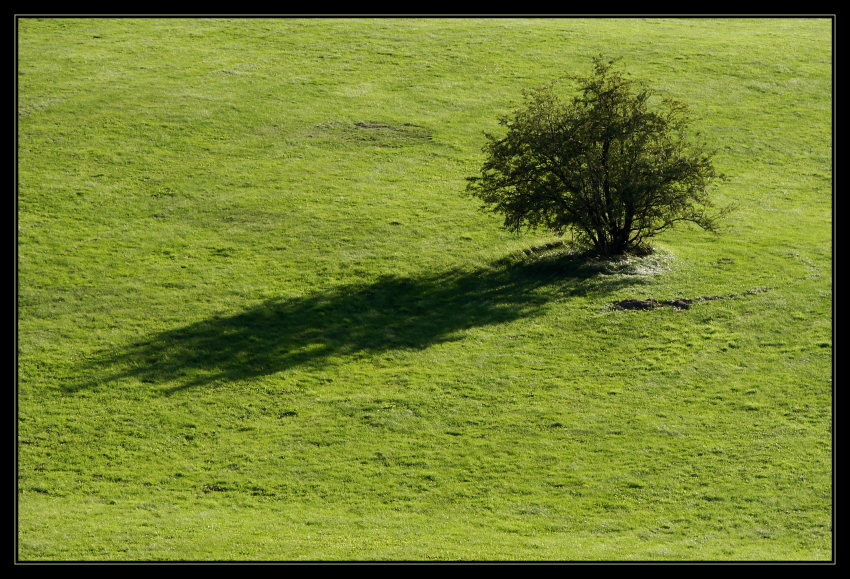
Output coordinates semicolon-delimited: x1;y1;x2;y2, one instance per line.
16;17;832;561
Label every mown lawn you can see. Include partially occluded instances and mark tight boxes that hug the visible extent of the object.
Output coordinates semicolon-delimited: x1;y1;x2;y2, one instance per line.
16;17;832;561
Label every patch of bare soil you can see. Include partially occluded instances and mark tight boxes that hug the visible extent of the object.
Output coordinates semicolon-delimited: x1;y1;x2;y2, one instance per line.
612;298;692;310
611;287;773;311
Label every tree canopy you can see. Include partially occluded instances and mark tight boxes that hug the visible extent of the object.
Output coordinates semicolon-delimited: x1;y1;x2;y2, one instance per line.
466;56;732;256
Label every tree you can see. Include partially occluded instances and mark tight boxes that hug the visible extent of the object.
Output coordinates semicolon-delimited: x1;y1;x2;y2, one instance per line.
466;56;732;257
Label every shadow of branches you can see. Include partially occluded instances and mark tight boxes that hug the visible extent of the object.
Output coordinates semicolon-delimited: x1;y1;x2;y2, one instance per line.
69;249;646;394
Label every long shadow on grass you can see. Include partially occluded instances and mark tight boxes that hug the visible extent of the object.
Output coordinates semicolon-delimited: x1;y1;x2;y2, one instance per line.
69;249;645;394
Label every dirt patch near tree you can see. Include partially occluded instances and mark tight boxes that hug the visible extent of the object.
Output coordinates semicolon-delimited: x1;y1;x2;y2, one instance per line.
612;298;693;310
611;287;773;311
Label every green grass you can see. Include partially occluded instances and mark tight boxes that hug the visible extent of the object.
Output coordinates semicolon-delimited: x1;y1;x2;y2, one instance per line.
17;17;832;561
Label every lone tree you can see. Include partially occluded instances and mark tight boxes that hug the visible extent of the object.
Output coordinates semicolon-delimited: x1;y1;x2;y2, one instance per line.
466;56;731;257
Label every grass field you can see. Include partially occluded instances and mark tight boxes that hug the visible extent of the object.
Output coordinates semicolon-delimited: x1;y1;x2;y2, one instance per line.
16;17;833;561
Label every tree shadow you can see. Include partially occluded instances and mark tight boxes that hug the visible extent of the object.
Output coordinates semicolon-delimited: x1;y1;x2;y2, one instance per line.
68;248;647;394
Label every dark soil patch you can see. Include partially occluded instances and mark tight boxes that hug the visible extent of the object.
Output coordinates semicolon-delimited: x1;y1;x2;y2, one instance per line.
612;298;693;311
612;287;773;311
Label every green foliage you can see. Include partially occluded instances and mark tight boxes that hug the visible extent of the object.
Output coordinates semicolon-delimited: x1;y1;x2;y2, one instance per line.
467;56;732;256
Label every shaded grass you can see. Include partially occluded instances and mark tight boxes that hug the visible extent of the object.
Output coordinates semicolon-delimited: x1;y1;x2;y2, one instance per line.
71;249;642;394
